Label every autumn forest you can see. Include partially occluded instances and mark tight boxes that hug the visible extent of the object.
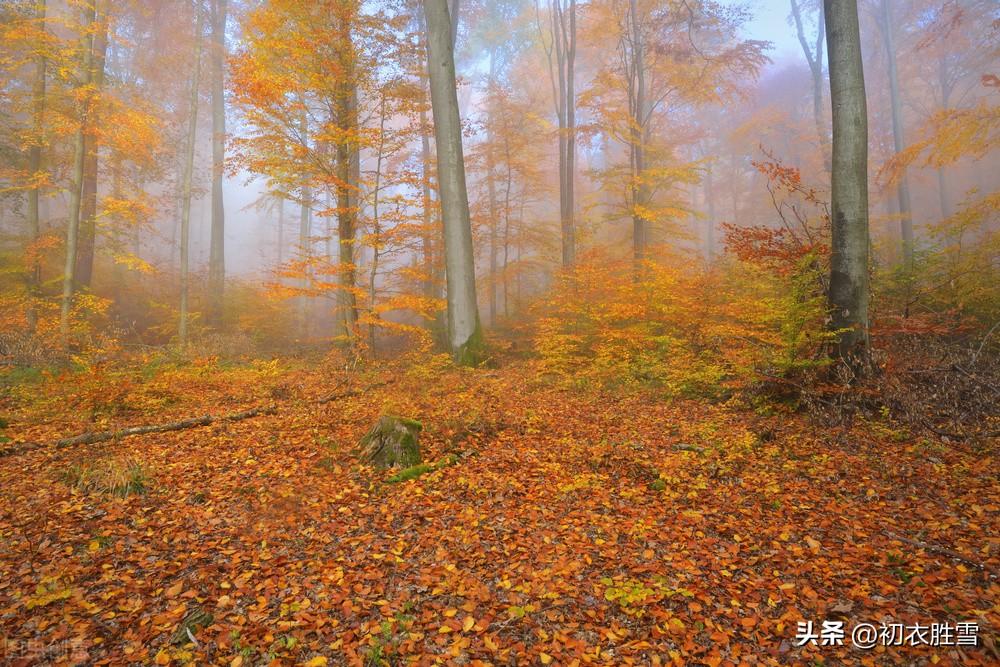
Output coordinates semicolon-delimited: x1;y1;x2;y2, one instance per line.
1;0;998;664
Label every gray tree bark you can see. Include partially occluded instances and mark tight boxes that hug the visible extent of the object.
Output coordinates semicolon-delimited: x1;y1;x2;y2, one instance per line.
424;0;483;364
208;0;228;321
335;17;359;341
298;110;312;338
825;0;870;368
879;0;913;267
26;0;47;333
179;2;203;348
790;0;830;172
60;1;97;342
75;0;108;289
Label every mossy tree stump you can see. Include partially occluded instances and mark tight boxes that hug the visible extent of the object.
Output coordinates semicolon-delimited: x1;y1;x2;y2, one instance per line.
359;415;422;469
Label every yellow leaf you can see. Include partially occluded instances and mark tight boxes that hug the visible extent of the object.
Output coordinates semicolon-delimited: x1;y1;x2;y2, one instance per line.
155;650;171;665
438;625;452;633
462;616;475;632
484;635;499;651
303;658;328;667
229;655;243;667
540;652;553;664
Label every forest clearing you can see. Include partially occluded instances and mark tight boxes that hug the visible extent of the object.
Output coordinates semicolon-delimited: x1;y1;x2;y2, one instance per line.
1;356;997;665
1;0;999;664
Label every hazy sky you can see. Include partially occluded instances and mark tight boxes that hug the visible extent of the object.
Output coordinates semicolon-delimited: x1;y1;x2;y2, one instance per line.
743;0;807;68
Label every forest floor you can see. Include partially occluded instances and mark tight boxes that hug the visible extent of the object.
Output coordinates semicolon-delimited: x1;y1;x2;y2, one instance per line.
0;355;997;666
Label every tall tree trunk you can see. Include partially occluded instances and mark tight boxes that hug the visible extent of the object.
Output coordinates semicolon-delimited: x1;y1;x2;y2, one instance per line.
487;49;499;326
424;0;483;364
705;163;716;260
208;0;227;322
335;17;359;341
179;2;203;348
879;0;913;268
936;54;953;221
825;0;870;368
60;1;97;343
298;111;312;338
791;0;830;173
560;0;577;266
628;0;647;273
276;195;284;268
26;0;47;334
75;0;108;289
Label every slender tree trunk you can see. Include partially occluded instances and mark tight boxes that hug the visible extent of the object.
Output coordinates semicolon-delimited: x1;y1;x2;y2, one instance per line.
936;56;953;221
879;0;913;268
60;1;97;343
420;107;435;301
276;195;284;268
208;0;227;321
487;50;499;326
75;0;108;289
541;1;576;267
705;163;716;260
791;0;830;173
562;0;577;266
628;0;647;273
825;0;870;368
26;0;47;334
424;0;483;364
179;3;203;348
298;111;312;338
335;21;359;341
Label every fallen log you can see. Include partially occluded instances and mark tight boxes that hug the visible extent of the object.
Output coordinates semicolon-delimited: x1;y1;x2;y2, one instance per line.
1;405;276;458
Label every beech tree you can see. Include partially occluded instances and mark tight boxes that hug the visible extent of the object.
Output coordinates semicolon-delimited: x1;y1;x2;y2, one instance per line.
423;0;483;363
208;0;228;322
825;0;870;367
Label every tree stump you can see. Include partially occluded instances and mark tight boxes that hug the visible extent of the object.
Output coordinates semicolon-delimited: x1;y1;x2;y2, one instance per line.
359;416;422;469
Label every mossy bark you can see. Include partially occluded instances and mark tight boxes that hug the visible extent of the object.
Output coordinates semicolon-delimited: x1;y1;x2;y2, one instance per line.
359;416;422;469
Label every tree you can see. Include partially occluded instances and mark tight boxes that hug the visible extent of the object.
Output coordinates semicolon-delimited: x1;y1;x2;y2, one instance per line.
208;0;228;322
825;0;870;368
790;0;830;172
60;1;98;342
876;0;913;268
179;1;204;348
423;0;483;363
538;0;577;267
75;0;109;288
25;0;47;333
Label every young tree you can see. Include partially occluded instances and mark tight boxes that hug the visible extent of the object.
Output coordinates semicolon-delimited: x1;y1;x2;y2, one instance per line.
424;0;483;363
825;0;870;368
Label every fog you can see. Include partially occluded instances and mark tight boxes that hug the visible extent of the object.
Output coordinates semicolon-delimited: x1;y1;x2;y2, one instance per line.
1;0;997;349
